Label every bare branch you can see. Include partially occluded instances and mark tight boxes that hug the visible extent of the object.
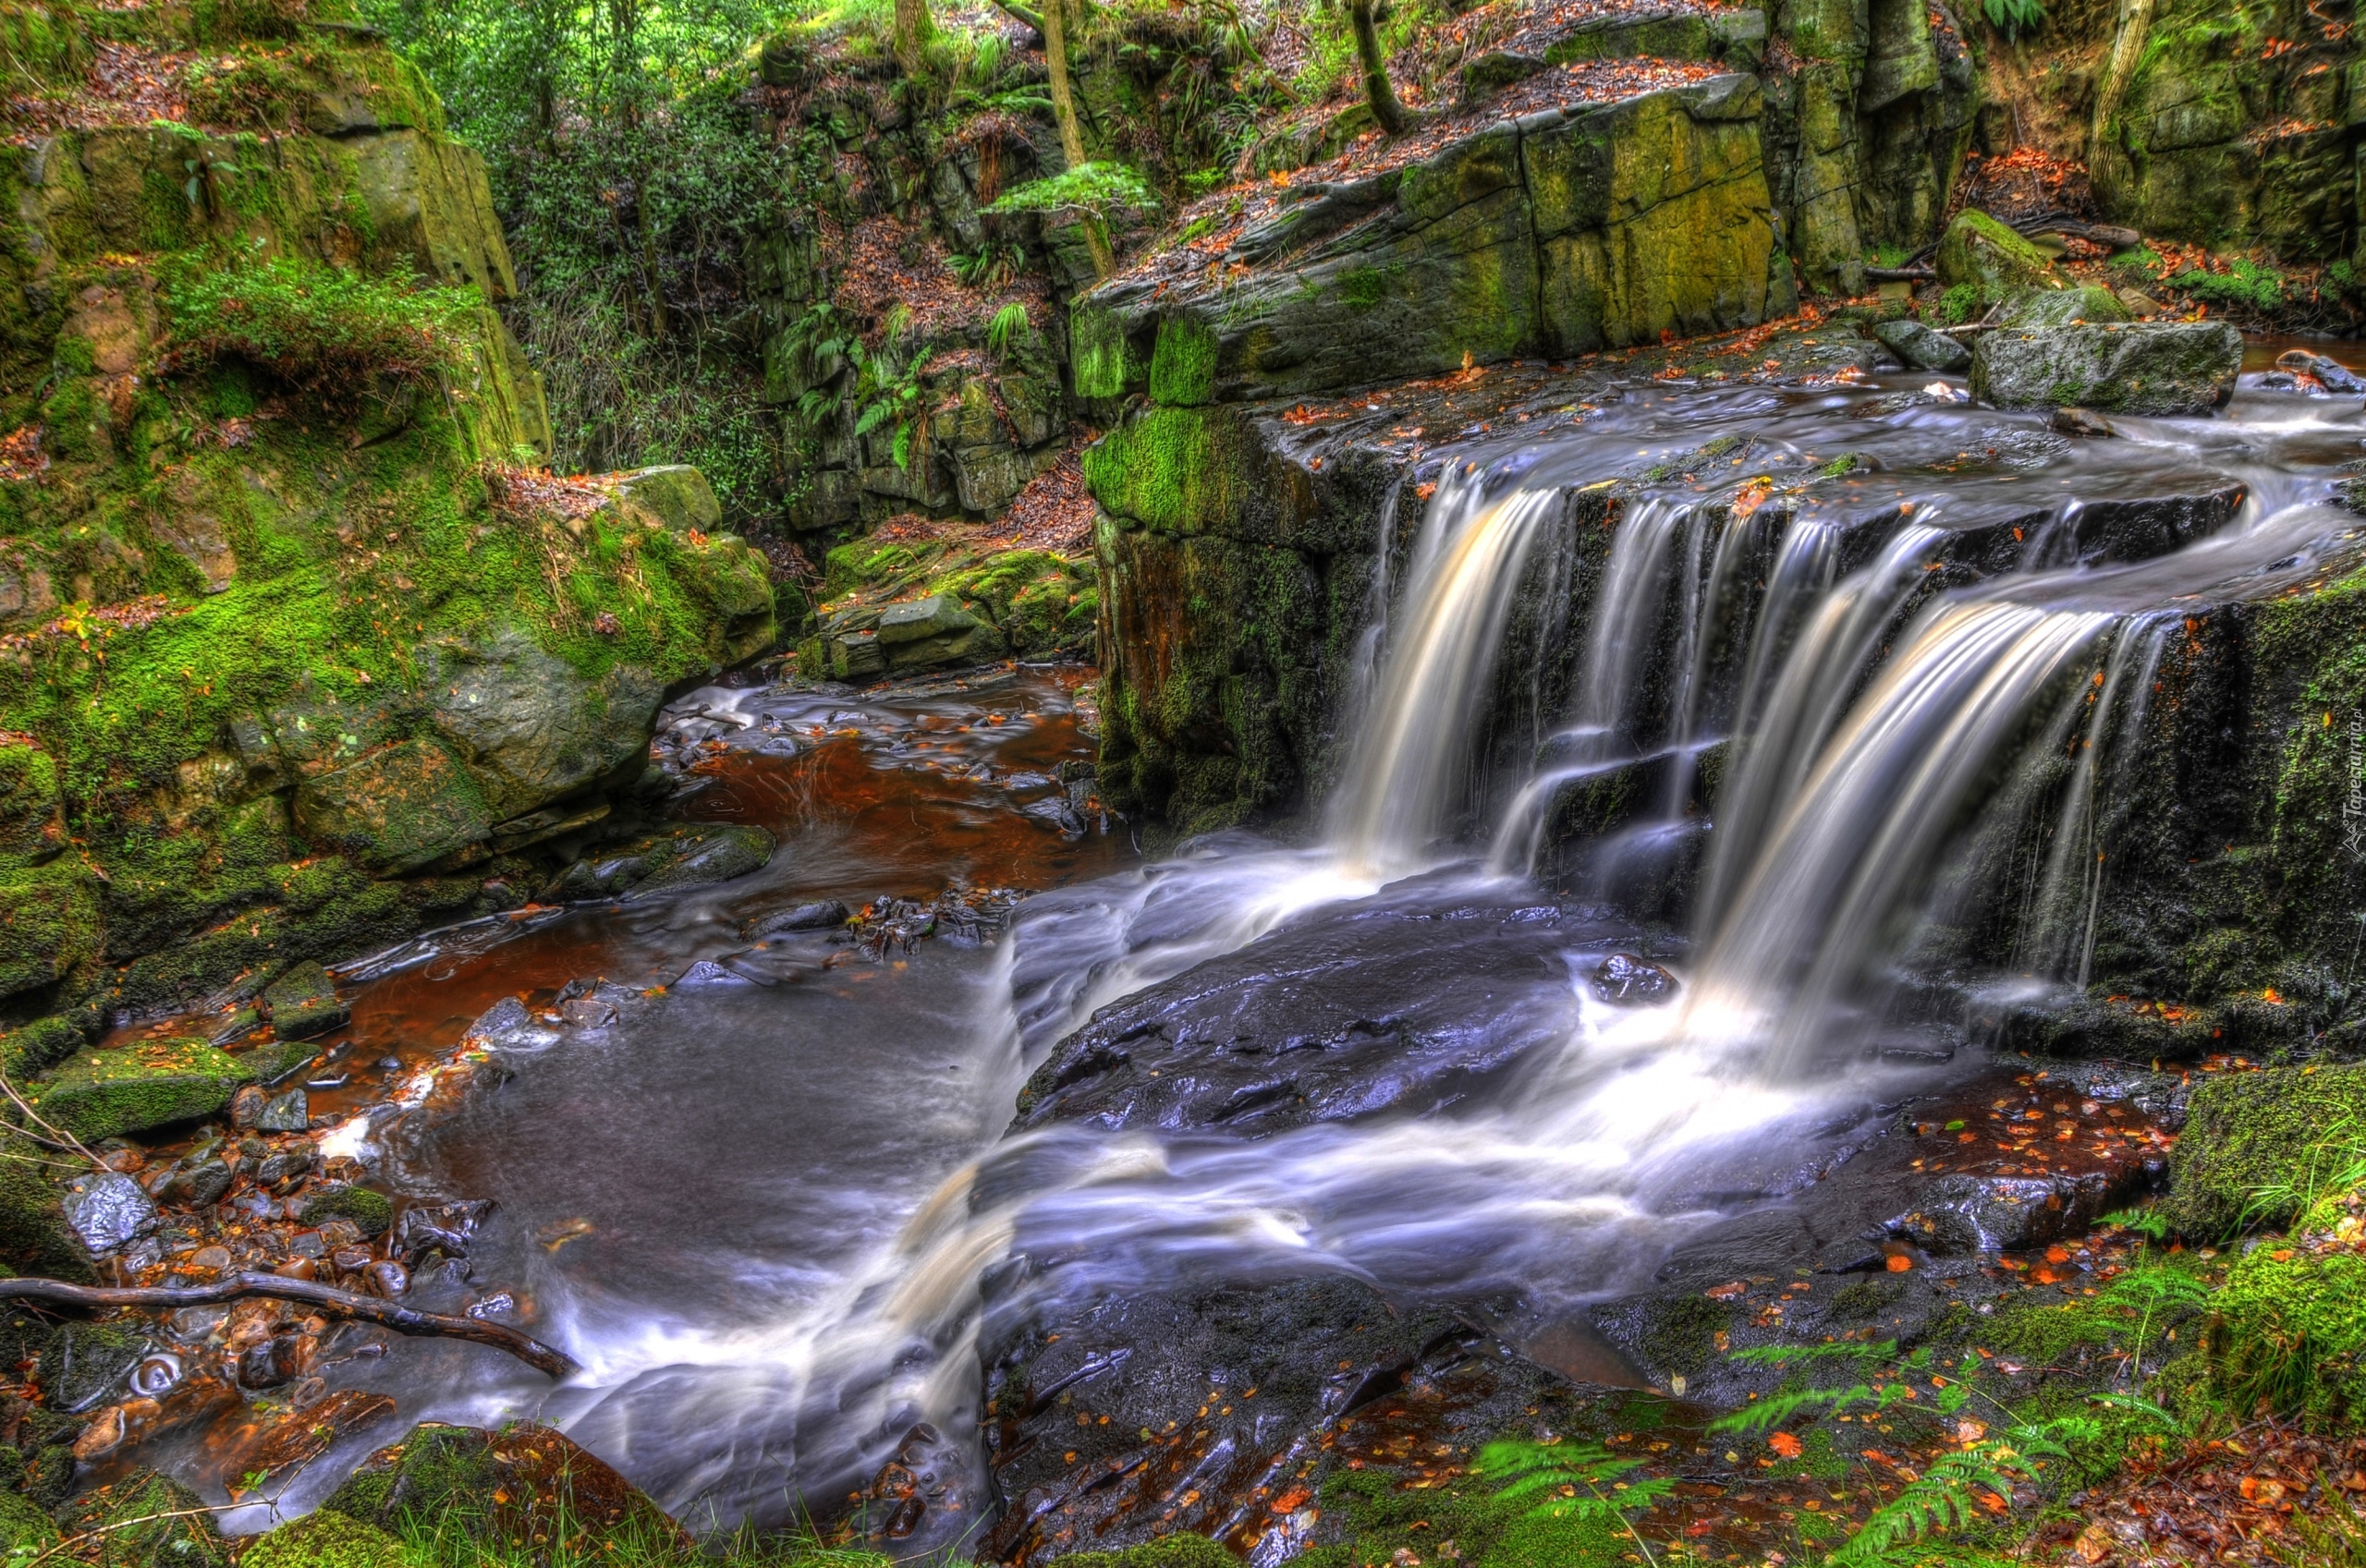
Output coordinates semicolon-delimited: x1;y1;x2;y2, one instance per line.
0;1272;579;1380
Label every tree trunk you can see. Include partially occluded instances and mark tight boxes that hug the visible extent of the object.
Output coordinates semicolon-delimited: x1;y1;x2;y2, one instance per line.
1348;0;1408;136
1043;0;1113;277
1044;0;1087;170
896;0;935;76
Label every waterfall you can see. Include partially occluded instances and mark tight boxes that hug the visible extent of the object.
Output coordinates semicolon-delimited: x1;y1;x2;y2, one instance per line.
1327;460;1577;874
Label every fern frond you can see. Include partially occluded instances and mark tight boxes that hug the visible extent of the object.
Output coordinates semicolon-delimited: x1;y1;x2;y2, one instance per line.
1728;1340;1895;1369
1830;1443;2030;1565
1709;1384;1872;1434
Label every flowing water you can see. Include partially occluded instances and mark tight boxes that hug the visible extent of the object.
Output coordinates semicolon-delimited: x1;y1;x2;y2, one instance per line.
117;368;2366;1553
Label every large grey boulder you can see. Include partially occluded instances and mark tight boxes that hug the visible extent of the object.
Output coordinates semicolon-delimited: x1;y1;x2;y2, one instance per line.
1971;321;2242;416
429;626;665;821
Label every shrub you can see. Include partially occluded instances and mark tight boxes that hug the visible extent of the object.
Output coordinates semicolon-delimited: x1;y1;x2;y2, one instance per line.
166;255;477;390
2169;257;2287;315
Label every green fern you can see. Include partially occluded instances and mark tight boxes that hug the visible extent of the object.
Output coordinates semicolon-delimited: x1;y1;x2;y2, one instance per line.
1473;1439;1676;1531
1829;1442;2030;1565
986;302;1031;359
2099;1208;2170;1241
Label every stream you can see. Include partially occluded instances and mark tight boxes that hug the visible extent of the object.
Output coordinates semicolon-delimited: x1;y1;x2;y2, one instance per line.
108;359;2366;1558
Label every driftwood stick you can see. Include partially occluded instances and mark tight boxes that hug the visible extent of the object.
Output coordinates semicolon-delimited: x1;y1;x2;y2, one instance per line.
0;1272;579;1380
988;0;1047;36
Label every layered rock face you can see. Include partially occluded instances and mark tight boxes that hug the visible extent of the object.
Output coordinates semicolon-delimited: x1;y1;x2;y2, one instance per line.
1080;74;1793;400
0;8;776;1052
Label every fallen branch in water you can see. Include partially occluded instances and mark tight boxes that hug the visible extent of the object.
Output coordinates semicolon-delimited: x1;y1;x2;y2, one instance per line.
0;1273;579;1379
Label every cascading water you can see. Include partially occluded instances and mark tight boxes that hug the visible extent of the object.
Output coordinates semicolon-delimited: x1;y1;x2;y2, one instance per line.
238;373;2366;1559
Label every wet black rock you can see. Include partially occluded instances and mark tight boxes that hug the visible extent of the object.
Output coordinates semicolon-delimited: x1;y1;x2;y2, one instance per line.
1880;1169;2136;1255
1589;953;1678;1006
2276;347;2365;394
60;1173;154;1257
745;899;851;938
1014;897;1584;1136
396;1200;489;1265
980;1270;1563;1563
546;822;777;902
462;997;562;1053
256;1088;309;1133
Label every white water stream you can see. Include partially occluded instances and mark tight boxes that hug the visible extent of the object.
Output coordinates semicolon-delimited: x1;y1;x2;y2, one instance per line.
248;375;2366;1550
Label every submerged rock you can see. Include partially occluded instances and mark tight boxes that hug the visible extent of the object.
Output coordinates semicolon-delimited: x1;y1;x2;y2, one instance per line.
746;898;851;938
1971;321;2242;415
1014;897;1581;1136
1870;316;1970;372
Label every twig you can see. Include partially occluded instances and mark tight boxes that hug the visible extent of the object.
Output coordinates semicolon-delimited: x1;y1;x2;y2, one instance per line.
0;1064;103;1173
0;1273;579;1379
24;1501;250;1568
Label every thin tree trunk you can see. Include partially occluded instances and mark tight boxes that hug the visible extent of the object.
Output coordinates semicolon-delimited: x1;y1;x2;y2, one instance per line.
1348;0;1408;135
1043;0;1112;276
2089;0;2154;160
896;0;935;76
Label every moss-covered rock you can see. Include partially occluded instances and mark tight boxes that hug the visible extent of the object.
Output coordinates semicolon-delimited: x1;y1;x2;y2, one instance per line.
239;1508;406;1568
0;1489;57;1554
300;1183;395;1237
58;1467;226;1567
1970;321;2242;415
323;1422;689;1556
1998;285;2133;329
1934;210;2067;309
28;1037;254;1139
2167;1066;2366;1237
262;958;348;1040
0;1131;93;1281
2205;1243;2366;1422
1084;76;1788;403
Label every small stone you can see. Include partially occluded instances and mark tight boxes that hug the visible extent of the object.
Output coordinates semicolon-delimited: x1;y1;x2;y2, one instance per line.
189;1246;232;1273
462;997;561;1053
287;1230;328;1259
229;1084;265;1128
559;996;617;1029
256;1088;310;1133
332;1246;374;1271
369;1260;409;1297
1591;954;1678;1007
61;1173;155;1256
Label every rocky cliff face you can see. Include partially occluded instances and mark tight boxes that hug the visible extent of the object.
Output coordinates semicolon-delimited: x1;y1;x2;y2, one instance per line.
0;3;776;1058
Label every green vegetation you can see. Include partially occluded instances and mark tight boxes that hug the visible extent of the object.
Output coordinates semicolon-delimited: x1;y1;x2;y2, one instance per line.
166;252;478;391
2167;256;2287;314
984;163;1163;221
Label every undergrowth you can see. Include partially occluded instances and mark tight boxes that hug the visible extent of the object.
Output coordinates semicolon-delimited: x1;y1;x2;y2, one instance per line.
165;250;478;390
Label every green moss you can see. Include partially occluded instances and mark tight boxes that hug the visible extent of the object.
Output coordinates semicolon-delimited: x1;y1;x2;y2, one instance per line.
1148;314;1219;407
2208;1246;2366;1421
1083;406;1257;536
28;1035;253;1138
301;1183;394;1236
1048;1537;1238;1568
240;1509;405;1568
1294;1462;1635;1568
2166;1066;2366;1237
58;1467;226;1567
1072;300;1137;400
2169;258;2287;313
0;1489;57;1553
1634;1294;1728;1377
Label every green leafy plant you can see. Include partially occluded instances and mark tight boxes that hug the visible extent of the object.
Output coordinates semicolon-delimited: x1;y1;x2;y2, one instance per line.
950;241;1025;289
850;322;935;470
1937;283;1982;325
984;161;1160;219
1471;1437;1677;1557
1979;0;2043;36
165;250;477;390
986;301;1031;359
